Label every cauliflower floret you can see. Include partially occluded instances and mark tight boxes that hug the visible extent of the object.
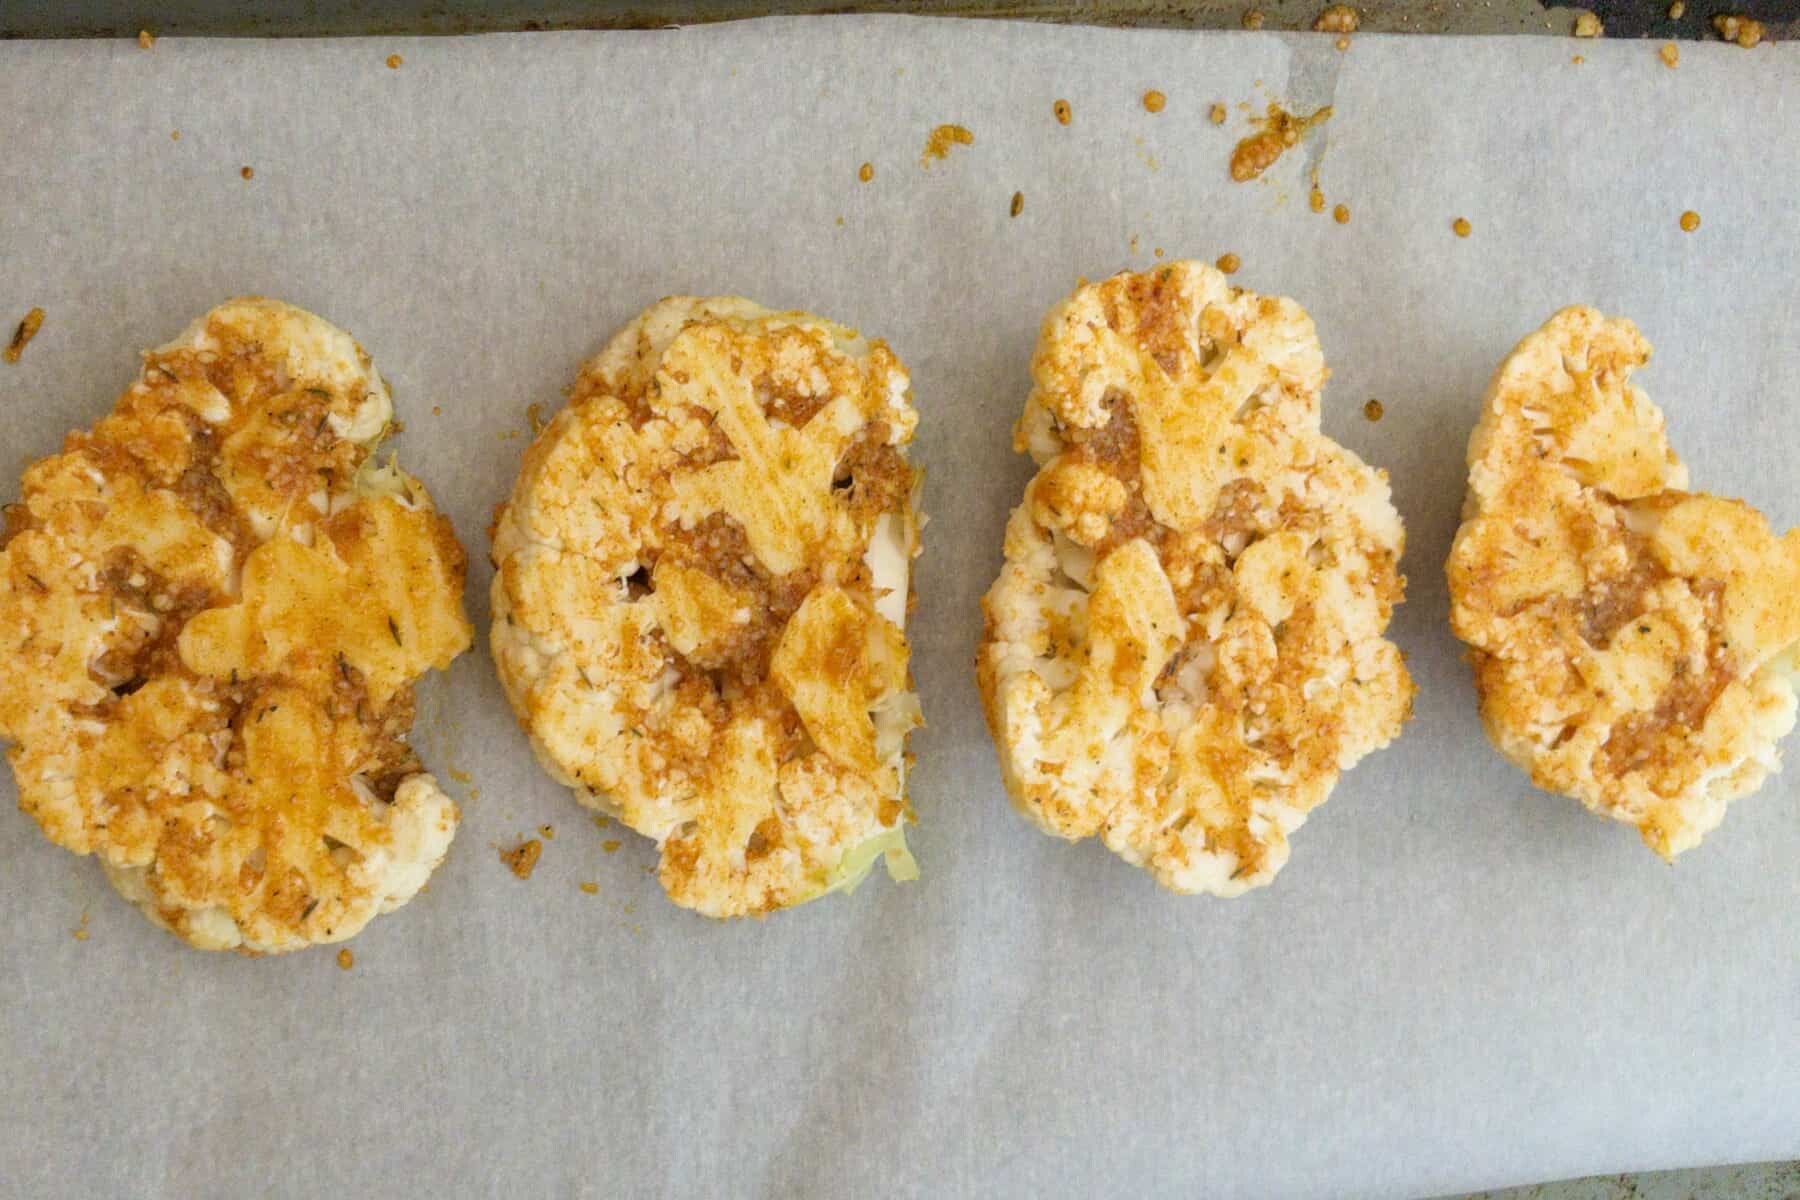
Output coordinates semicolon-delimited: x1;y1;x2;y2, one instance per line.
1448;307;1800;857
977;263;1413;895
0;298;472;952
489;297;923;918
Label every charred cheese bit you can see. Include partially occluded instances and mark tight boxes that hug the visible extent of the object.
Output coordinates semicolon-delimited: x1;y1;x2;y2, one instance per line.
0;298;471;953
490;297;923;918
1448;307;1800;857
978;263;1413;895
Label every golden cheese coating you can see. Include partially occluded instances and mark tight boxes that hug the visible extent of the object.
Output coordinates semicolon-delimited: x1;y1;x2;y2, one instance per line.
490;297;923;917
0;298;472;952
977;263;1413;895
1448;308;1800;857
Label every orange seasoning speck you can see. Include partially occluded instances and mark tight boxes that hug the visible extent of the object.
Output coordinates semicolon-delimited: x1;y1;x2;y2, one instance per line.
1364;398;1385;422
1210;103;1227;125
921;123;974;166
858;161;874;183
578;882;600;895
337;948;354;970
1231;104;1332;183
1143;89;1166;113
602;840;623;854
1309;186;1327;212
240;166;254;180
1679;210;1701;233
1333;203;1351;224
1216;252;1242;275
4;308;45;364
502;838;543;879
1335;36;1351;51
1053;99;1072;125
1660;42;1680;67
1453;217;1472;238
387;53;403;69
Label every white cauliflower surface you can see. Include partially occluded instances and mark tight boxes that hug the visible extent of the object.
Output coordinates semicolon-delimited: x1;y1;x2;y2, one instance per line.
0;298;473;953
1448;307;1800;858
977;263;1414;895
489;297;923;918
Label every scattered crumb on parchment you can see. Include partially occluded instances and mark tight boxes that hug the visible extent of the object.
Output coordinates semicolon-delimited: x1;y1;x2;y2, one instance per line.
1333;202;1351;224
578;881;600;895
1216;252;1242;274
858;161;874;183
1571;54;1586;64
1660;42;1680;67
240;165;254;180
921;124;974;166
1142;89;1166;113
526;401;546;434
1335;36;1351;51
1712;14;1765;47
4;308;45;364
501;838;543;879
337;947;355;970
1572;10;1604;38
137;30;154;49
1053;99;1072;125
1230;104;1332;183
1680;209;1701;232
539;824;555;840
602;840;623;854
448;767;472;784
72;909;90;941
1314;5;1359;33
1010;191;1024;217
592;814;611;830
1210;103;1227;125
1364;398;1385;422
387;53;403;69
1453;216;1473;238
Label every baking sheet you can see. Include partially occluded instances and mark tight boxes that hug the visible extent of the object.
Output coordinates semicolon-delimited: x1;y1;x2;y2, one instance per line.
1;18;1796;1199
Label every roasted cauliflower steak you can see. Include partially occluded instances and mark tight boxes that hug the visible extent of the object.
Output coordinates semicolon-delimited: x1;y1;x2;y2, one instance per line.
1449;307;1800;857
0;298;472;952
978;263;1413;895
490;297;923;917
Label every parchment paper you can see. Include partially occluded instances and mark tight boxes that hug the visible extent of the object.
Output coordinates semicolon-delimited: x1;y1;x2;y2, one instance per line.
1;18;1795;1199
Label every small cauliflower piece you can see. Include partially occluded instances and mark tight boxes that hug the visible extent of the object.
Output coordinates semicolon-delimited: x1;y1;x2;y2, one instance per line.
490;297;923;918
0;298;472;952
1448;307;1800;857
977;263;1413;895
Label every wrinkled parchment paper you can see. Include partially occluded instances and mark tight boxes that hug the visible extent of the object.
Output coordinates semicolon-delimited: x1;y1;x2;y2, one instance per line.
1;18;1795;1199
